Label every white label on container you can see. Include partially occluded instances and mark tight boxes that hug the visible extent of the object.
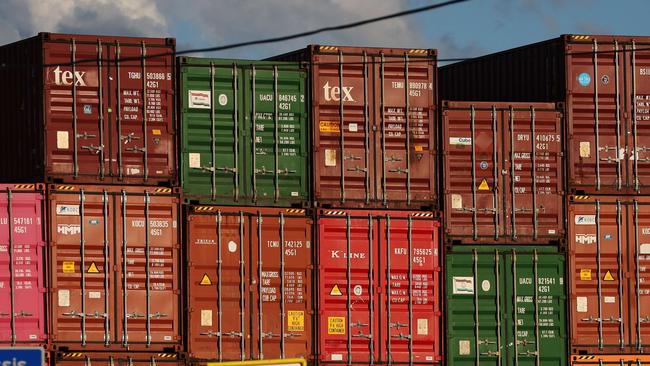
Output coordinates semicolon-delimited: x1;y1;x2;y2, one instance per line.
348;123;358;132
481;280;491;292
450;137;472;146
459;340;471;355
575;234;597;244
353;285;362;296
579;141;591;158
331;354;343;361
452;276;474;295
548;229;556;234
417;318;428;335
188;90;211;109
575;215;596;225
576;296;588;313
218;94;228;106
29;335;37;340
58;289;70;307
451;194;462;209
291;191;299;197
88;291;101;299
57;131;69;149
201;310;213;326
56;204;80;216
604;296;616;304
127;167;140;175
640;244;650;254
164;336;172;341
325;149;337;167
228;240;237;253
189;153;201;169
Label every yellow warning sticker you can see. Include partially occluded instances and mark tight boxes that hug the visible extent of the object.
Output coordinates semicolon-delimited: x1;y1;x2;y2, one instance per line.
478;179;490;191
580;269;592;281
319;121;340;133
327;316;346;335
200;274;212;286
604;270;614;281
287;310;305;332
414;145;424;152
330;284;342;296
87;262;100;273
152;129;161;136
63;261;75;273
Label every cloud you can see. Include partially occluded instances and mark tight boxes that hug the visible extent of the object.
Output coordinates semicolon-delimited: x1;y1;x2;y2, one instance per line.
436;34;487;62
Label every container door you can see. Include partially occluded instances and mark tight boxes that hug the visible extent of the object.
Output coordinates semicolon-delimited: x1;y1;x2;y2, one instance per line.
50;189;114;346
567;40;626;192
568;198;628;352
374;53;436;206
318;213;379;363
180;63;243;203
446;251;505;366
503;251;566;366
106;41;174;182
0;188;46;344
379;213;440;363
114;190;179;348
186;210;249;360
504;107;564;241
244;66;308;205
628;42;650;192
629;199;650;351
44;41;109;179
312;52;374;205
249;211;312;359
444;105;503;241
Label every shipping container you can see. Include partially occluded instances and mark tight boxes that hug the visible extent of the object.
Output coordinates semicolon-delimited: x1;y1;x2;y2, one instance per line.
572;354;650;365
568;195;650;354
185;206;313;362
316;209;441;364
439;34;650;194
178;58;309;206
47;184;181;352
0;184;47;346
0;32;176;185
442;101;565;245
271;45;438;209
54;352;183;366
446;247;567;366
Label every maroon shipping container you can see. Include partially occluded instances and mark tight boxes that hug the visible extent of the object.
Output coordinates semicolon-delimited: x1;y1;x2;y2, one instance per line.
48;184;181;352
442;101;565;245
271;45;438;209
55;352;183;366
317;209;441;364
568;195;650;353
185;206;313;362
0;184;47;346
0;32;176;185
440;34;650;194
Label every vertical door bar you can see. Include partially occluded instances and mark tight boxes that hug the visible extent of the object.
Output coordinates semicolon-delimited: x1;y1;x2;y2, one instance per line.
252;66;257;202
103;190;110;345
596;200;603;349
386;215;392;363
632;41;639;192
614;42;622;190
533;251;540;366
72;39;79;178
80;189;87;345
492;106;500;240
407;216;413;363
345;214;352;364
531;107;538;240
279;212;286;357
363;52;370;204
6;189;15;345
593;39;601;190
634;200;642;350
144;192;151;345
473;249;480;366
509;107;518;240
210;63;217;200
512;250;519;366
339;52;346;203
140;41;149;180
217;211;223;361
273;67;280;203
239;212;245;360
616;200;625;349
404;54;411;205
233;64;240;201
97;41;105;179
470;106;478;240
116;42;124;180
121;191;129;346
381;54;387;206
495;251;501;366
368;214;374;363
257;212;263;358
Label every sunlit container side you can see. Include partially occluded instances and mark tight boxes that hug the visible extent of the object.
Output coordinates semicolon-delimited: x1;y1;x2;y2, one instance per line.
184;206;313;362
54;352;183;366
271;45;438;209
0;184;47;346
440;34;650;195
442;101;565;245
316;209;442;364
445;246;566;366
0;32;177;185
48;184;181;352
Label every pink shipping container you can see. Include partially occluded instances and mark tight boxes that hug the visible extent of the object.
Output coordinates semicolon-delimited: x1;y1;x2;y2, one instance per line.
0;184;47;346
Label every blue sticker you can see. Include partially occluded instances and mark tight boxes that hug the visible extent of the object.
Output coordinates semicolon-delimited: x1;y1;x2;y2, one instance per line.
83;105;92;114
89;219;100;225
480;161;488;170
604;234;613;240
578;72;591;86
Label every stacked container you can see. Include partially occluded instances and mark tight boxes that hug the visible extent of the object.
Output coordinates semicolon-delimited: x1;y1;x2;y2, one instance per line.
440;34;650;366
0;32;182;364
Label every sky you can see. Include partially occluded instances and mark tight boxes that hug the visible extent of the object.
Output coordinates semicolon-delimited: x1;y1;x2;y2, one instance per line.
0;0;647;63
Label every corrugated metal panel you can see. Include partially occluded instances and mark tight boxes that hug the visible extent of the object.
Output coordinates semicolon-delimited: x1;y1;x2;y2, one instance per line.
571;354;650;365
55;352;183;366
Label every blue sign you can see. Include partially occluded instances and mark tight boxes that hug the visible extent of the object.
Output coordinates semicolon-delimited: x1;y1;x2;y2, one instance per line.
578;72;591;86
0;348;44;366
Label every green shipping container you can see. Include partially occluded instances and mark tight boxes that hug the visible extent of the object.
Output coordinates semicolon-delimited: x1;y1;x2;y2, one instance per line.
178;57;309;206
446;248;567;366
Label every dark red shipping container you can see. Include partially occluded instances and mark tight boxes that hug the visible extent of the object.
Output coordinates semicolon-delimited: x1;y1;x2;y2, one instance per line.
442;101;565;245
440;34;650;194
317;209;441;364
48;184;181;352
271;45;438;209
0;184;47;346
568;195;650;354
0;32;176;185
185;206;313;362
54;352;183;366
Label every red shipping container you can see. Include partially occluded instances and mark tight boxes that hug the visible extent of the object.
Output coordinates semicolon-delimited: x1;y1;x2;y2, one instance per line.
568;195;650;353
571;355;650;365
54;352;183;366
0;32;176;185
442;101;565;244
271;45;437;209
0;184;47;346
48;184;181;351
185;206;313;362
317;209;441;364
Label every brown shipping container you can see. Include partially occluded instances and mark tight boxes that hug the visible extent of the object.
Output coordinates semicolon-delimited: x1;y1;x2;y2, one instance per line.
572;355;650;365
440;34;650;194
568;195;650;354
48;184;181;352
442;101;565;245
0;32;176;185
54;352;183;366
271;45;437;209
185;206;313;362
